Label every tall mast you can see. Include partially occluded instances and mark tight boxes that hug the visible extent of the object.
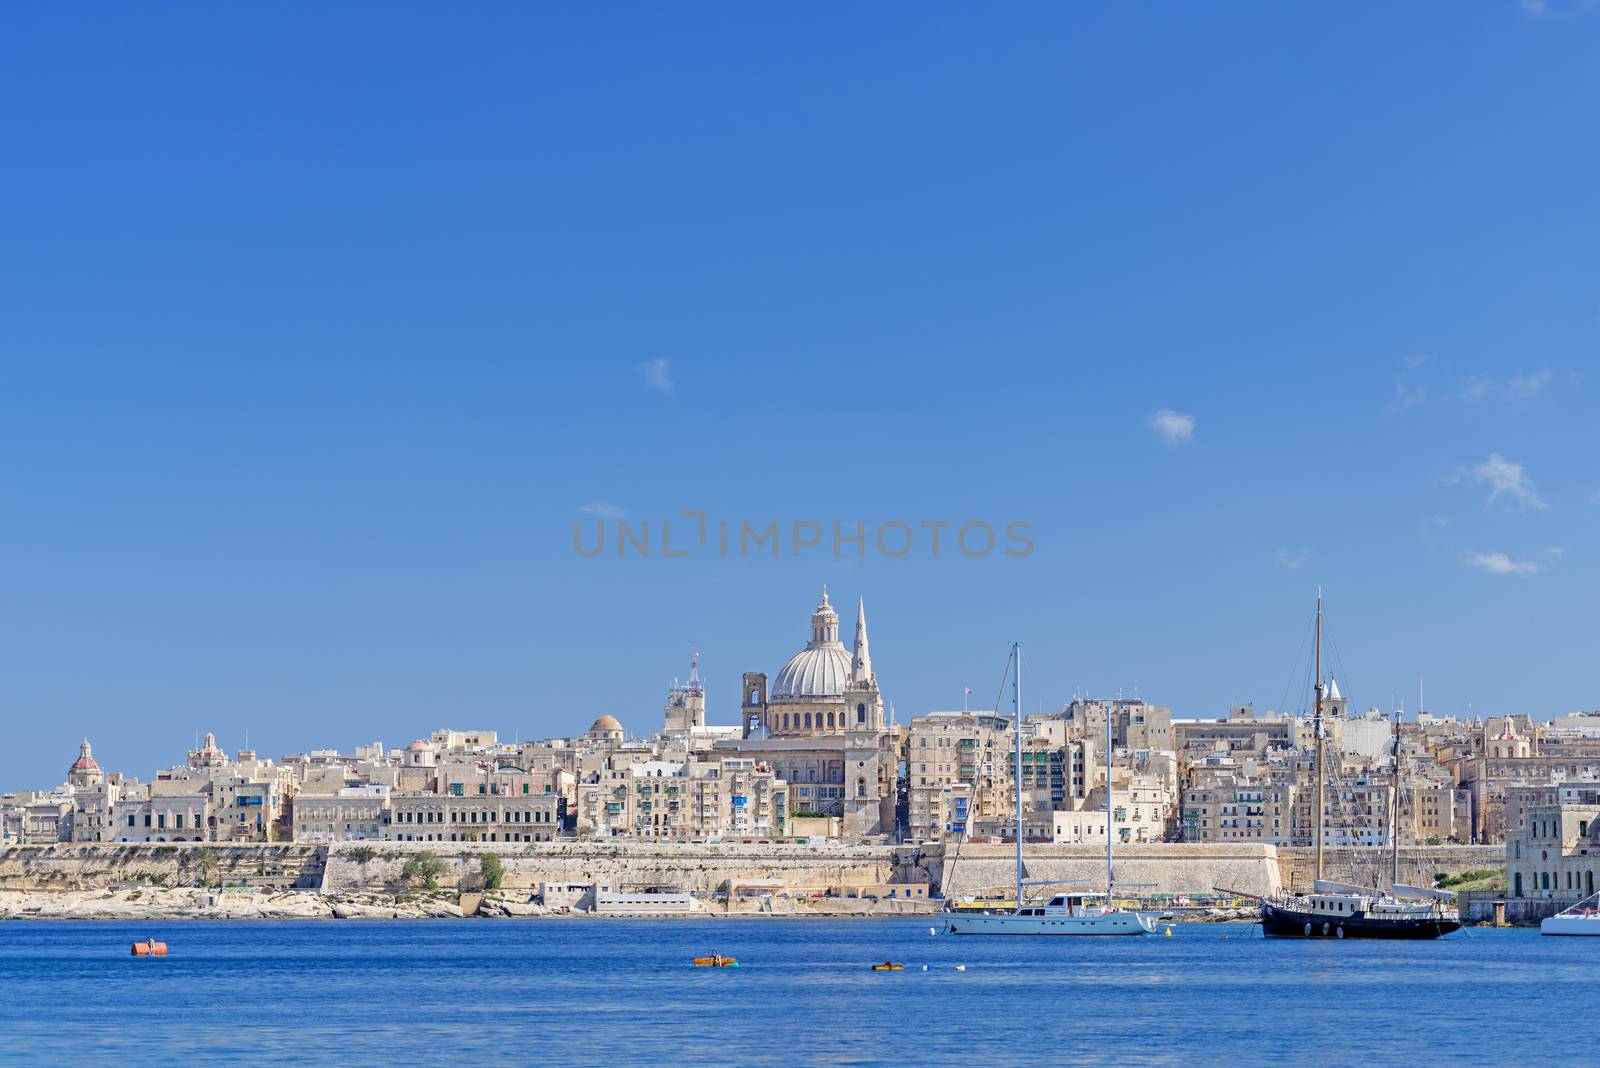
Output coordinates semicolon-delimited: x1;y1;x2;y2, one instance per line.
1105;699;1114;900
1313;592;1325;884
1391;703;1401;890
1012;642;1023;914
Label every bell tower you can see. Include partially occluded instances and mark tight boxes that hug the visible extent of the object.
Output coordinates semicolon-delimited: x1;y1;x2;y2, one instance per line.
664;650;707;733
742;671;769;738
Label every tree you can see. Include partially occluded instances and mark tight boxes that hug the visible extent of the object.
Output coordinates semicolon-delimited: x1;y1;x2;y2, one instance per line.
402;851;446;891
480;853;504;891
194;846;218;888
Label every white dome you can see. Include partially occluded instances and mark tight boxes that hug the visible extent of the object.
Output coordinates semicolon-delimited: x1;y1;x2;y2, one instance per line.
771;644;853;700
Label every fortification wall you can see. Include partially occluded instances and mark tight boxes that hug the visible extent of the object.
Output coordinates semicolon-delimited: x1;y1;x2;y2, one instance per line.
320;841;908;894
1275;846;1503;892
0;841;1507;902
0;844;326;891
931;843;1283;898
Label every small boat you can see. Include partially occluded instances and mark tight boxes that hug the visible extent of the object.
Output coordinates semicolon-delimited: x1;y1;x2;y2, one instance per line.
1541;893;1600;936
131;939;168;957
870;961;904;971
693;955;738;967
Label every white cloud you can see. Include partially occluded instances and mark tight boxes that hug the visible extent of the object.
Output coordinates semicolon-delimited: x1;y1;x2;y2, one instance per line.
579;502;627;519
1459;368;1552;402
639;358;673;394
1520;0;1548;14
1505;369;1552;399
1473;452;1546;510
1465;547;1561;575
1467;551;1540;576
1276;548;1310;570
1148;409;1195;444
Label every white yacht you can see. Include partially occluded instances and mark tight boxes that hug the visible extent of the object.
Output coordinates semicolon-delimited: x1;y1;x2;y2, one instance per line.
1541;893;1600;936
944;642;1154;936
946;890;1156;935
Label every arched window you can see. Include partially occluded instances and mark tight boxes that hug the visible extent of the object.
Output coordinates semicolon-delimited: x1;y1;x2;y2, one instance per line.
1541;872;1550;890
751;689;760;704
1514;872;1523;896
804;713;812;729
857;703;866;724
857;777;867;798
826;712;835;729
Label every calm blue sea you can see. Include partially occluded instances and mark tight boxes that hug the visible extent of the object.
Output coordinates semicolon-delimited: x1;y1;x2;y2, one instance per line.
0;919;1588;1066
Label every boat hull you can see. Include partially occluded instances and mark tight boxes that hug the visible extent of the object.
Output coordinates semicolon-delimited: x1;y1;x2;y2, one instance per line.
1541;915;1600;936
1261;900;1460;939
945;910;1155;935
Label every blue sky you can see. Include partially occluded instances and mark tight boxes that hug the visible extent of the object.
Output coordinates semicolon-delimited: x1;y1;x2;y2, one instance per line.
3;5;1598;787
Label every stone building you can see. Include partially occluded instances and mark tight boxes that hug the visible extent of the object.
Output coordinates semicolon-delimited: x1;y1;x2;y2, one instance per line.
292;784;390;842
1507;785;1600;900
386;790;560;843
906;712;1013;841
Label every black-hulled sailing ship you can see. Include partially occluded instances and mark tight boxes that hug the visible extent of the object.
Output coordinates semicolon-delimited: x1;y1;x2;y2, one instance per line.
1259;593;1461;940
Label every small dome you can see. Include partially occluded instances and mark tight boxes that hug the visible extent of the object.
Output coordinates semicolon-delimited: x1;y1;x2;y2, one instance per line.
590;714;623;734
70;739;100;772
405;739;434;752
772;644;853;700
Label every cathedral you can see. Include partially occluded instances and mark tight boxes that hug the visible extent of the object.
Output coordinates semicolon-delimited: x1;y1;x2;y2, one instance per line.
741;587;884;739
731;587;897;838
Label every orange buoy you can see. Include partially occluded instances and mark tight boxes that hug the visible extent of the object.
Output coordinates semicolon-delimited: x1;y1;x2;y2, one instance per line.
131;940;168;957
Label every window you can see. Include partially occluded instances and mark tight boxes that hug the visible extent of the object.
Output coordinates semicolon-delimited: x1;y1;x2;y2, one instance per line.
857;703;866;724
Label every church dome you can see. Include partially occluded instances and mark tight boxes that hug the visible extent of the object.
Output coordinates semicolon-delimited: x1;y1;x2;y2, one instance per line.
589;714;623;735
70;739;100;773
770;587;854;700
772;644;853;700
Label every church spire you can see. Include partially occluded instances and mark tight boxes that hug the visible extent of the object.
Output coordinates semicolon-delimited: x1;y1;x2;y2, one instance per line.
852;596;873;684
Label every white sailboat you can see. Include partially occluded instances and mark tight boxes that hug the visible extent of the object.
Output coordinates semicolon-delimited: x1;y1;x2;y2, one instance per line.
1541;892;1600;935
945;643;1155;936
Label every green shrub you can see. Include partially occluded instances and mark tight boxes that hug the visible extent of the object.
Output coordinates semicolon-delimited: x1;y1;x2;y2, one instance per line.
480;853;504;891
402;851;446;891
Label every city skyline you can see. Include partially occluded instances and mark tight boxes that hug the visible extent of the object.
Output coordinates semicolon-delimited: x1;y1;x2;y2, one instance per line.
5;6;1598;788
6;581;1595;792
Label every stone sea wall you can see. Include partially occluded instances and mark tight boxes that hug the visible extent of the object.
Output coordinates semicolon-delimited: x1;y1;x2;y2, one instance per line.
0;841;1506;909
931;843;1283;898
0;844;326;891
321;840;911;894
